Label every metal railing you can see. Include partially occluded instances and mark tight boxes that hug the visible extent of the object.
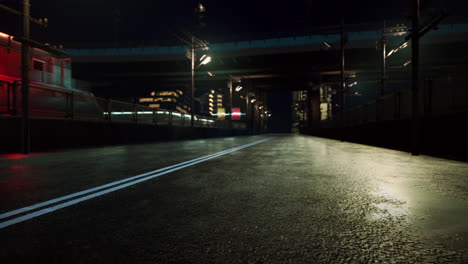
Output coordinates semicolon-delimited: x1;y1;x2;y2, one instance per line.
0;81;247;130
342;88;468;127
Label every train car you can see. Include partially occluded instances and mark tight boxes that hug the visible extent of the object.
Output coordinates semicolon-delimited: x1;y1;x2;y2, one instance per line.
0;31;103;119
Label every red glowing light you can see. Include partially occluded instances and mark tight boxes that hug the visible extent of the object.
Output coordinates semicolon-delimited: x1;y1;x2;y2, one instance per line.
232;108;241;120
2;154;28;159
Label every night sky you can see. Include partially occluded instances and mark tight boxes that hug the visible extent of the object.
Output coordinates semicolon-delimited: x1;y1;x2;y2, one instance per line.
1;0;467;47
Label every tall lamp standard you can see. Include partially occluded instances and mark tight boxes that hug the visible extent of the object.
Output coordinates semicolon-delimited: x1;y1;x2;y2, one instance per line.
228;79;233;129
0;0;48;153
189;1;209;127
190;48;211;127
191;37;195;127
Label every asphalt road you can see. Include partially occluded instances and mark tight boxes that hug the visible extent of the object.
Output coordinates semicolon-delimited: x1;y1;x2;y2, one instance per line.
1;135;467;263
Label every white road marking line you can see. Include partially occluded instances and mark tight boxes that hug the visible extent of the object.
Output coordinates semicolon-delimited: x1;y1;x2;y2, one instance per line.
0;138;270;220
0;137;274;229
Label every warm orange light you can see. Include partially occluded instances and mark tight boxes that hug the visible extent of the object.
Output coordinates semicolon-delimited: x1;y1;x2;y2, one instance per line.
0;32;11;38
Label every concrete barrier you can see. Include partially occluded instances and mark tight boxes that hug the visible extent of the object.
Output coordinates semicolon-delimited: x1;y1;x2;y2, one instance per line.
304;111;468;162
0;117;249;153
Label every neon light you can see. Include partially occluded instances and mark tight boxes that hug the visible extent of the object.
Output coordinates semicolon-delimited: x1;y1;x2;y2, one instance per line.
232;107;241;120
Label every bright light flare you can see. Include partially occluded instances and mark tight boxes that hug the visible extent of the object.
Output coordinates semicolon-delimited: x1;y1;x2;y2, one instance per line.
323;41;332;48
200;56;211;65
0;32;11;38
235;86;243;92
387;41;409;58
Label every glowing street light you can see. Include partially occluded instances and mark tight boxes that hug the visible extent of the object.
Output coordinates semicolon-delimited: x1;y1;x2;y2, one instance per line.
322;41;332;49
348;81;358;88
200;56;211;65
197;2;206;13
387;41;409;58
235;85;243;92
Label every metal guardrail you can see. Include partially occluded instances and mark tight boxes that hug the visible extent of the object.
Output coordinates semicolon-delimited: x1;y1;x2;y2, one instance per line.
0;81;247;130
342;90;468;127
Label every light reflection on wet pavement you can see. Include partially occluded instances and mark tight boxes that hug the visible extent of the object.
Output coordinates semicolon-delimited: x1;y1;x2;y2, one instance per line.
0;135;467;263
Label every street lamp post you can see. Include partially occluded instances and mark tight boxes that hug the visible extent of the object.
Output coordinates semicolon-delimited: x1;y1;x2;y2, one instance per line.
21;0;31;154
381;21;387;97
340;18;346;141
191;36;195;127
229;80;233;129
411;0;420;155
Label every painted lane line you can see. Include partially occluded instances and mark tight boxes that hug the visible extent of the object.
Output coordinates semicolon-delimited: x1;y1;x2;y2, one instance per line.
0;137;274;228
0;137;272;220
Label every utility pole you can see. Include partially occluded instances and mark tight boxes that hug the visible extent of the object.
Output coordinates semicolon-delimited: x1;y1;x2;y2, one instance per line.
411;0;420;155
381;20;387;97
191;36;195;128
340;18;346;141
21;0;31;154
229;79;233;129
1;0;50;154
245;83;250;132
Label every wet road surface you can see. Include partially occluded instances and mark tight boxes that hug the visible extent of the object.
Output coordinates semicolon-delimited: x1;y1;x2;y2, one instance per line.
1;135;467;263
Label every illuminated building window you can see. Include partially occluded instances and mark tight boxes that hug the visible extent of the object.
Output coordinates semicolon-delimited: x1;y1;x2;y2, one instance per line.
154;97;176;102
157;91;178;97
151;92;155;96
149;104;160;108
139;98;154;103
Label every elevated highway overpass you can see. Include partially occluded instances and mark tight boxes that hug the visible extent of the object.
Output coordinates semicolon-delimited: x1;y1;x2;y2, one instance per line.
67;23;468;96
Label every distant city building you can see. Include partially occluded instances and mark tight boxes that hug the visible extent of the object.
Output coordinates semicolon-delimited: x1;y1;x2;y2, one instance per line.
138;89;192;114
198;92;210;115
202;89;225;118
320;86;332;120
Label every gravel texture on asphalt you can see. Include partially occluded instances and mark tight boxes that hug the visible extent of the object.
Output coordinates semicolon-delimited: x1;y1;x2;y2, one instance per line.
1;135;467;263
